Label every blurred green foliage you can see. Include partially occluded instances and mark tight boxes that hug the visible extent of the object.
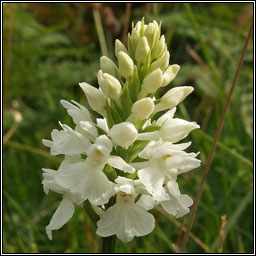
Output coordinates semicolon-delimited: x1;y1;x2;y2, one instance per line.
3;2;253;253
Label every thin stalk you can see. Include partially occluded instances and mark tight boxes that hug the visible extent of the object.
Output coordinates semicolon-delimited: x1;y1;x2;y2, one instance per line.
3;3;15;109
209;190;253;252
180;21;253;252
183;3;224;103
122;3;131;45
83;200;100;226
4;140;61;163
93;7;108;57
101;235;116;253
152;3;159;16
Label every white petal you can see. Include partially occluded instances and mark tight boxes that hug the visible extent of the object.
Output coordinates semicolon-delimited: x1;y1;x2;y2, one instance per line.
94;135;112;153
161;181;194;218
136;195;155;210
42;139;53;148
161;118;199;143
115;176;142;187
56;160;113;205
137;131;160;141
96;204;121;238
179;194;193;208
79;82;107;117
109;122;138;148
114;183;135;196
42;168;65;195
156;108;177;126
166;180;181;196
77;121;98;142
138;140;162;159
60;99;91;124
138;167;168;200
130;161;149;170
108;156;135;173
46;196;74;240
96;203;155;242
96;118;109;133
85;170;113;205
55;160;86;194
171;141;192;151
50;124;91;156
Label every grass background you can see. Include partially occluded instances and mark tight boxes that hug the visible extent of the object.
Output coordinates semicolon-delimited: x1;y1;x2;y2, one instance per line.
3;2;253;253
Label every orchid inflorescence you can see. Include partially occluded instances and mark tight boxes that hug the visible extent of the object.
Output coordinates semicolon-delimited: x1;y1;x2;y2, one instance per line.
42;18;201;243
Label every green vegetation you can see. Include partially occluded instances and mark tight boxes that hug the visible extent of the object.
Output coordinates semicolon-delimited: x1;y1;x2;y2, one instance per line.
3;3;253;253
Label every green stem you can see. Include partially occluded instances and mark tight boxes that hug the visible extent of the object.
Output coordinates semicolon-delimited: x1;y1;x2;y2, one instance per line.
93;8;108;56
101;235;116;253
83;200;100;226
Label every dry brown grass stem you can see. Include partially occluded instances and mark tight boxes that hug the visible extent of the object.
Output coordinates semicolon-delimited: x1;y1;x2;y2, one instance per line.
180;21;253;252
218;214;227;253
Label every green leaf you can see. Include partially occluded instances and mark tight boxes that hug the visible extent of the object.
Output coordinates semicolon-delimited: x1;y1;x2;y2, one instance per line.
120;83;133;119
127;140;149;162
103;164;117;182
141;122;161;133
129;66;141;102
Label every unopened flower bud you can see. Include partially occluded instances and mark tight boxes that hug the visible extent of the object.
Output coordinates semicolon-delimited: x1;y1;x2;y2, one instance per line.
152;35;166;60
150;51;170;71
115;39;128;58
127;97;154;122
130;29;141;51
117;51;134;78
135;37;150;63
162;64;180;87
109;122;138;148
97;70;122;101
100;56;119;78
154;86;194;113
134;19;147;36
79;82;106;116
139;68;163;98
144;22;157;48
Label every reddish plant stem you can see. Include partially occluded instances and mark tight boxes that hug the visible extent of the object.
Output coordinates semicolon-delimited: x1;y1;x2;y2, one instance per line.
180;21;253;252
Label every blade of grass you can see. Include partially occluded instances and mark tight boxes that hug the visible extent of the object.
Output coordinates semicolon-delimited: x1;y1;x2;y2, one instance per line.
122;3;131;45
210;189;253;252
93;6;108;57
179;104;253;168
156;207;209;252
155;224;173;251
196;130;253;168
4;140;61;163
183;3;224;103
3;3;15;109
180;21;253;252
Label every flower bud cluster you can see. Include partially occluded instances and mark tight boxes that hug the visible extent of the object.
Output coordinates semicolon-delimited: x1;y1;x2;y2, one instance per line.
42;19;200;242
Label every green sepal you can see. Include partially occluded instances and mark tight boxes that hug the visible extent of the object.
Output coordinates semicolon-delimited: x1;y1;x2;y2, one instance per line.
103;164;117;182
95;125;108;136
141;122;161;133
108;100;123;125
127;140;149;162
120;82;133;119
127;33;135;60
135;194;142;203
129;66;141;102
134;119;147;130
